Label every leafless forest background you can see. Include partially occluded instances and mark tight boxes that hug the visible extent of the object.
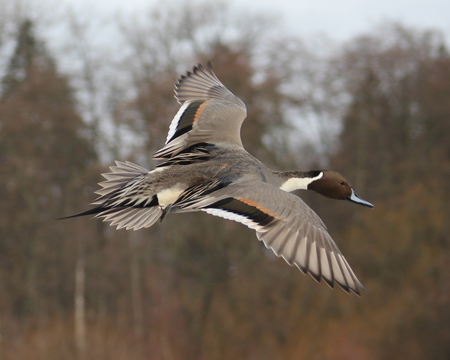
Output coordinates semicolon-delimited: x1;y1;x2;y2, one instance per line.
0;1;449;359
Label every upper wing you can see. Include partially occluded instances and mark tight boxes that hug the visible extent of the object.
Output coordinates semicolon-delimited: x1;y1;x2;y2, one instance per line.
176;180;366;295
153;63;247;159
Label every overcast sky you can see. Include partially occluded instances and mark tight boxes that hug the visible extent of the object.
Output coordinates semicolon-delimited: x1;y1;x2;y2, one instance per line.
62;0;450;41
239;0;450;40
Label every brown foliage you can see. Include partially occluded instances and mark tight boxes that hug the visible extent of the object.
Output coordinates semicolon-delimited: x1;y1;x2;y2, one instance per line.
0;8;449;360
325;23;450;360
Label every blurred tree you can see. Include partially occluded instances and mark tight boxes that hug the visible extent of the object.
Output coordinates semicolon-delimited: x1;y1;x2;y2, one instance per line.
2;3;449;360
0;18;99;359
333;24;449;196
107;3;311;359
323;23;450;360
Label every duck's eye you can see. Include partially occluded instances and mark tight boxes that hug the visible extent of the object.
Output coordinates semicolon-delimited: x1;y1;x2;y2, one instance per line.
340;181;345;185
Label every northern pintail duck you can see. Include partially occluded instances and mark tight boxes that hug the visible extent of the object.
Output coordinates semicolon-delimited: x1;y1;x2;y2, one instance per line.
66;63;373;295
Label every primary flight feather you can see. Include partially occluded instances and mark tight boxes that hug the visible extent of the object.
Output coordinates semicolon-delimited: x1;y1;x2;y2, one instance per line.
63;63;373;295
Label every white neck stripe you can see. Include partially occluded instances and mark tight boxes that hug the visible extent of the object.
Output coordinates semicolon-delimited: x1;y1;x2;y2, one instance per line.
280;172;323;192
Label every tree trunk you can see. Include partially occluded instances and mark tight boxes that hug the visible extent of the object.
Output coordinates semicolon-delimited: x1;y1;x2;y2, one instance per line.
75;255;86;360
129;232;144;341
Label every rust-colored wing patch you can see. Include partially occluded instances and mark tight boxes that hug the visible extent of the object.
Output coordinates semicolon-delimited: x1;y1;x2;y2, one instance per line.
167;100;212;143
204;197;284;228
193;99;211;124
236;197;285;220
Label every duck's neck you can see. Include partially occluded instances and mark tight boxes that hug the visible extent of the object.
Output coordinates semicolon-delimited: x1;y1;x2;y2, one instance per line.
279;170;323;192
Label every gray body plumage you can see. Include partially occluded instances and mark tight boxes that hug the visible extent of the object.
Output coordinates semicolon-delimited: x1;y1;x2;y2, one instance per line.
68;63;373;295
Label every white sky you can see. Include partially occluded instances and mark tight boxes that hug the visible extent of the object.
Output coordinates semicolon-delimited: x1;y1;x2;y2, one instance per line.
239;0;450;40
62;0;450;41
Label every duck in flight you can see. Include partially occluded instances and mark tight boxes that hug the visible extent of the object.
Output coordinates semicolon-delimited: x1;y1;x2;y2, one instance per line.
65;63;373;295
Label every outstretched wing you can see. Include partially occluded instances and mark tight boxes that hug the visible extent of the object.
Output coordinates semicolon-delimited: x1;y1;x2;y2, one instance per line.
176;180;366;295
154;63;247;159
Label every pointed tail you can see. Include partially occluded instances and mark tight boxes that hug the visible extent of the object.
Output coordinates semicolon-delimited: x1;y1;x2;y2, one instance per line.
58;161;164;230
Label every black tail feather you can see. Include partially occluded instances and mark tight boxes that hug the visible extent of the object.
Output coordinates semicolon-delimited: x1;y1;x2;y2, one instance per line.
57;206;104;220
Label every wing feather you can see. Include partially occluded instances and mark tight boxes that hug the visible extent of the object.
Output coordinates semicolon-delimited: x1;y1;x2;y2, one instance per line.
186;180;365;295
70;161;164;230
154;63;247;160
